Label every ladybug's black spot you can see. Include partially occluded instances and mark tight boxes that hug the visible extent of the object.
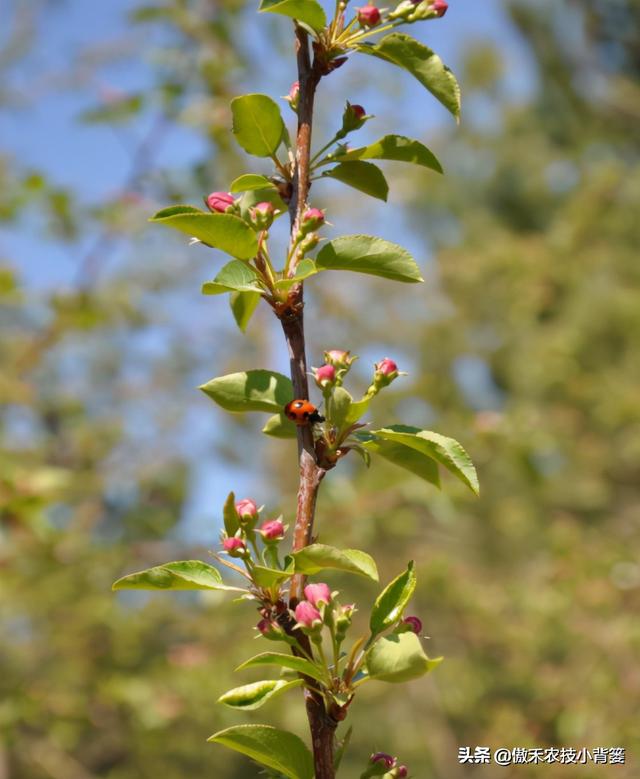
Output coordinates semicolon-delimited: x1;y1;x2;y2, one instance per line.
302;411;310;420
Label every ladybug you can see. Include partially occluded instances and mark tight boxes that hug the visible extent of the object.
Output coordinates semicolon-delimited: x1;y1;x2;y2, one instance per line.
284;399;325;426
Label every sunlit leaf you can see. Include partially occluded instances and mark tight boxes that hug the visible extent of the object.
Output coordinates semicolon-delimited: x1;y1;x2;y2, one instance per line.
366;631;442;682
259;0;326;32
315;235;423;283
202;261;263;295
230;174;276;193
370;562;416;635
230;290;262;332
322;161;389;201
218;679;303;710
112;561;244;592
262;413;297;438
235;652;326;683
231;94;285;157
200;370;293;413
291;544;378;581
333;134;442;173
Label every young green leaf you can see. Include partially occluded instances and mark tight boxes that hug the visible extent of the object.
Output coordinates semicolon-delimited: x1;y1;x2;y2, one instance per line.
345;397;371;425
356;33;461;120
235;652;326;684
262;413;297;438
291;544;378;582
200;370;293;413
370;561;416;636
355;432;440;487
229;290;261;332
251;562;295;589
259;0;326;32
218;679;303;710
328;386;353;430
315;234;423;283
208;724;314;779
274;258;318;290
366;631;442;683
112;560;243;592
231;94;285;158
223;491;239;536
333;134;443;174
202;260;263;295
373;426;479;494
322;161;389;201
150;206;259;260
230;174;276;193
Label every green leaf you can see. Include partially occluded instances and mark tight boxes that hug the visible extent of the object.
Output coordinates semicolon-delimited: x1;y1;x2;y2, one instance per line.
259;0;327;32
150;206;258;260
231;94;285;158
230;174;276;193
251;561;295;589
291;544;378;582
208;724;313;779
323;161;389;201
230;290;261;332
200;370;293;414
218;679;303;710
356;432;440;487
373;426;479;494
370;562;416;636
356;33;461;119
345;397;371;425
333;134;442;174
329;386;353;429
315;235;423;283
202;261;263;295
235;652;326;684
274;259;318;290
223;491;239;536
262;413;297;439
366;631;442;683
112;560;242;592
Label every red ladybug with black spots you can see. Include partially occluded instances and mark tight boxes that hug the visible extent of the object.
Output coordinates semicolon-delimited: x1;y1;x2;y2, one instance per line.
284;399;325;426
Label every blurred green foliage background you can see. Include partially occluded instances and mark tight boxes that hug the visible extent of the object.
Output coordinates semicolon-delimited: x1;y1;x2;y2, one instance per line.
1;1;639;777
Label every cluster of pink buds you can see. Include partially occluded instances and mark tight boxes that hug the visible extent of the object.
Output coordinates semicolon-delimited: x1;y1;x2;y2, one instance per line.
313;349;357;392
249;201;276;231
363;752;409;778
220;497;288;567
292;583;356;648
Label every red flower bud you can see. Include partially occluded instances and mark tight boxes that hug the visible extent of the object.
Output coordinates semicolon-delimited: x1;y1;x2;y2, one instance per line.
294;601;322;629
302;207;325;232
304;582;332;608
259;518;285;541
396;766;409;778
357;4;381;27
351;104;366;119
432;0;448;16
377;357;398;376
235;498;259;520
206;191;235;213
314;364;336;388
286;81;300;112
371;753;395;768
403;615;422;634
222;537;246;557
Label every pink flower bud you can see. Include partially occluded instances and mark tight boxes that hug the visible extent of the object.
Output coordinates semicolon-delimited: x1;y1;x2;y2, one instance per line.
396;766;408;778
302;207;325;232
257;618;284;640
206;191;235;213
371;753;395;768
235;498;259;520
403;616;422;634
285;81;300;112
259;518;285;541
377;358;398;376
314;364;336;388
222;537;246;557
294;601;322;629
341;102;369;133
351;104;366;120
324;349;351;366
357;4;381;27
304;582;332;608
432;0;448;16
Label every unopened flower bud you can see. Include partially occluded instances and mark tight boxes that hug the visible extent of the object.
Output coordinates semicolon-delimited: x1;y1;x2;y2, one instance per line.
257;618;285;641
206;191;236;214
357;4;381;27
401;615;423;634
371;752;395;769
259;518;286;542
388;0;416;19
301;207;325;234
222;536;246;558
395;766;409;778
324;349;355;369
235;498;259;522
335;602;355;639
299;232;320;253
304;582;332;608
432;0;447;16
340;101;370;133
294;601;323;630
285;81;300;112
374;357;403;388
314;364;337;389
250;201;275;230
